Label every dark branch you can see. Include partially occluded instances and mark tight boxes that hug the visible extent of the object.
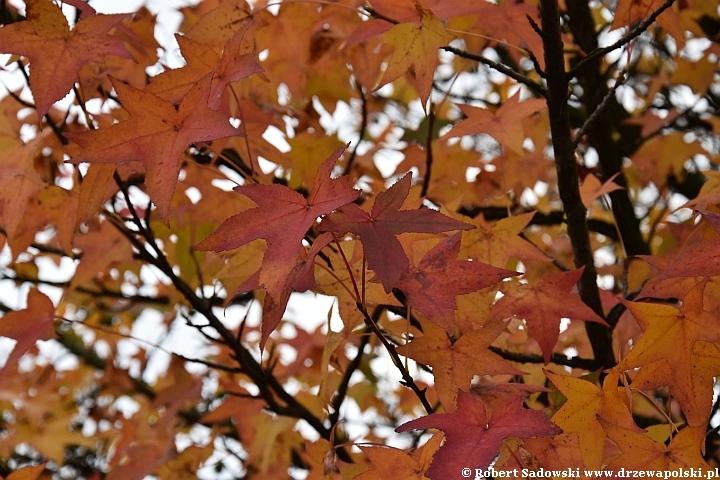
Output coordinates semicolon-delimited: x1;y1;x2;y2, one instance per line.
570;0;675;76
442;45;547;98
489;346;599;371
540;0;615;369
420;104;435;198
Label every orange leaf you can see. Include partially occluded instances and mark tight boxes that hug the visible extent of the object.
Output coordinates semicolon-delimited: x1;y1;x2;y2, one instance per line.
396;319;523;410
545;370;639;469
460;211;550;267
0;0;132;118
67;73;242;221
2;461;48;480
579;172;624;208
489;268;609;363
600;419;710;471
0;289;55;381
355;432;443;480
443;92;546;155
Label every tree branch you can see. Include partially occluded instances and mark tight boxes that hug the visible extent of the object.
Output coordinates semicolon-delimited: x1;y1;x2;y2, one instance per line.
344;81;368;176
488;346;598;371
420;103;435;198
442;45;547;97
540;0;615;369
356;301;434;415
570;0;675;76
361;6;546;97
104;182;354;462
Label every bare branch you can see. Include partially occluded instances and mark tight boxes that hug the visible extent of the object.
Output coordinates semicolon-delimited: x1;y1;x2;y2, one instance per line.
570;0;675;76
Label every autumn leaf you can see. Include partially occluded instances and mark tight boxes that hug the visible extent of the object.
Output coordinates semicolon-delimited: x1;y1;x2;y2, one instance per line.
613;280;720;424
443;92;546;155
599;419;710;471
0;0;132;118
612;0;684;47
146;24;262;107
545;370;640;469
459;211;550;268
661;210;720;279
396;390;560;480
396;319;523;410
488;268;609;363
196;146;359;347
1;462;48;480
375;5;455;107
0;0;718;475
69;220;134;291
145;34;222;104
66;73;242;221
629;133;706;186
0;289;55;380
396;232;518;333
355;432;443;480
318;174;473;293
579;172;624;208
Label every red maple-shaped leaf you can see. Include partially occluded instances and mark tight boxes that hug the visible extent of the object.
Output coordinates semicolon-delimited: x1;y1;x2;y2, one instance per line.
0;289;55;380
226;232;335;349
661;210;720;279
146;24;262;107
196;146;359;345
0;0;132;118
66;73;242;221
396;390;560;480
488;268;609;363
396;232;518;333
318;174;473;292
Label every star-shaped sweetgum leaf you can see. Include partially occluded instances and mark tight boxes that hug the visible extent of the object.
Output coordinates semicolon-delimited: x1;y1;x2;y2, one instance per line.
488;268;609;363
396;390;560;480
146;24;262;107
613;279;720;423
459;211;550;268
355;432;443;480
396;319;523;410
375;5;455;107
661;210;720;279
545;370;640;469
396;232;518;333
0;289;55;380
599;419;710;472
226;233;335;349
66;73;242;222
443;92;546;155
196;146;359;345
0;0;132;119
318;173;473;293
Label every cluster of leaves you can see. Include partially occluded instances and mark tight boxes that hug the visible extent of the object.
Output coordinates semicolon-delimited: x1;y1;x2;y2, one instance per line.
1;0;720;478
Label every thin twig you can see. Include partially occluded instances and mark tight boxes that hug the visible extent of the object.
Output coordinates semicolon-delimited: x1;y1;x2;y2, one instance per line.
344;81;368;175
442;45;547;97
488;346;599;370
570;0;675;76
356;302;434;414
420;103;435;198
329;327;371;426
571;70;627;149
